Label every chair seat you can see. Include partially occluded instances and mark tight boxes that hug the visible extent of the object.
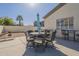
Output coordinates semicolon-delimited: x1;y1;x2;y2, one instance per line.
34;39;42;44
45;38;52;42
45;37;50;40
46;39;52;42
27;38;34;41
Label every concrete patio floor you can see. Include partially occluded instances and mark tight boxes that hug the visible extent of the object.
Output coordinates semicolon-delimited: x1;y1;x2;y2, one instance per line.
23;38;79;56
54;39;79;56
0;36;26;56
0;34;79;56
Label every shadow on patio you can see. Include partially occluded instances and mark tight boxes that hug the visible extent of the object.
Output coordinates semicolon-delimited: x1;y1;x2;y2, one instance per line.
23;46;67;56
55;38;79;51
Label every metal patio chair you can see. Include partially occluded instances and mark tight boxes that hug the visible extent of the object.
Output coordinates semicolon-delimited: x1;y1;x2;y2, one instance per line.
45;30;57;48
25;31;35;47
33;34;46;52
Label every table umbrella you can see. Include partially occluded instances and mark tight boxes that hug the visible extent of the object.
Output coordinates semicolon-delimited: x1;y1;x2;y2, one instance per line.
37;13;41;34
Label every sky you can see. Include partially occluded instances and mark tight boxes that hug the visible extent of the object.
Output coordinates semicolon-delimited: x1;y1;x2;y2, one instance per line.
0;3;58;25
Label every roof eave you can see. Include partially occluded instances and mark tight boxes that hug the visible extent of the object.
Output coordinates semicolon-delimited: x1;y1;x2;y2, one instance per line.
43;3;66;19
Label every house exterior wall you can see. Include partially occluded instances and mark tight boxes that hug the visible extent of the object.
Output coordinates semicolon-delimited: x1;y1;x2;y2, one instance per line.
44;3;79;37
44;3;79;30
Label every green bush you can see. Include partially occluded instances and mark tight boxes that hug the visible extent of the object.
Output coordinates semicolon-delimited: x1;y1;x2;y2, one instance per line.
0;17;14;25
0;18;3;25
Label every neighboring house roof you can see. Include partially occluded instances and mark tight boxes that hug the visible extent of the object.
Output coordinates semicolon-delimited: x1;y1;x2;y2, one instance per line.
43;3;66;19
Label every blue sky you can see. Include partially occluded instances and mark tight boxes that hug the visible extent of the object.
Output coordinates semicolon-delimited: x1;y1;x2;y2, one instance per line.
0;3;58;25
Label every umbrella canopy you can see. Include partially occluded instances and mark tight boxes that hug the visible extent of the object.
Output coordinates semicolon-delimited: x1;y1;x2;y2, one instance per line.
37;13;41;33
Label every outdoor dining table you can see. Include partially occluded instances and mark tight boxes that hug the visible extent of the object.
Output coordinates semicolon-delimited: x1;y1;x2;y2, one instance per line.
30;32;45;34
29;32;45;37
29;32;46;40
29;32;46;51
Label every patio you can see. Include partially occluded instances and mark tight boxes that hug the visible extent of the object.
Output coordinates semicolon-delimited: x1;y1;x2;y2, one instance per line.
0;32;79;56
23;36;79;56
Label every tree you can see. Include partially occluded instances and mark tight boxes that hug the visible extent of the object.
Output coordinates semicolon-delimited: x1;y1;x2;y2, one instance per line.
0;18;3;25
3;17;14;25
16;15;23;26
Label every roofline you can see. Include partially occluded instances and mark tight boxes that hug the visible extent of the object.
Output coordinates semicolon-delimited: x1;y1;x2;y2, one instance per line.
43;3;66;19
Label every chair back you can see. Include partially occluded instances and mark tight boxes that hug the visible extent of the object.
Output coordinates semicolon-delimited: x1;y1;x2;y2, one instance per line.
25;31;33;40
44;29;51;37
25;32;29;40
50;30;56;41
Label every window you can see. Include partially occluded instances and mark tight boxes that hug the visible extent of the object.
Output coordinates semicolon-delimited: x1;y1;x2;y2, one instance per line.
56;17;74;30
56;20;61;29
69;17;73;29
64;18;68;29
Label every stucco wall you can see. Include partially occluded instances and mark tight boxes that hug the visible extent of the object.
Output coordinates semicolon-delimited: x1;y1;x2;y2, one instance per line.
0;26;3;34
44;3;79;30
0;25;35;34
0;25;45;33
4;25;34;32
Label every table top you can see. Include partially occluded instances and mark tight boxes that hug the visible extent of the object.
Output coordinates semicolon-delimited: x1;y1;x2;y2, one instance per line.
30;32;46;41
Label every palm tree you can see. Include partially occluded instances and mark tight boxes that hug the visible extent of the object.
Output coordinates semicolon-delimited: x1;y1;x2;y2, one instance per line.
16;15;23;26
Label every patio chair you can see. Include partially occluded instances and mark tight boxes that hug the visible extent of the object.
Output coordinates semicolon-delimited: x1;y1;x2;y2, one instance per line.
44;29;50;37
33;35;46;52
25;31;35;47
62;30;69;40
75;31;79;41
45;30;57;48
